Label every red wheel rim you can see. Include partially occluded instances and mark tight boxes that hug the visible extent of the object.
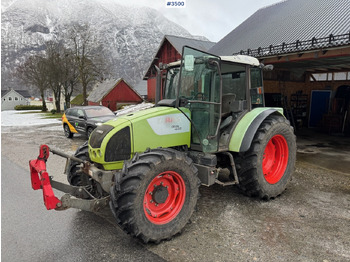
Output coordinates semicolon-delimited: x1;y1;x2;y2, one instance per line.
143;171;186;225
262;135;289;184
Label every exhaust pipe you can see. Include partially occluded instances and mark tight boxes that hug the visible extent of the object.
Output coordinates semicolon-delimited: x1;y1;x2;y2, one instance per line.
154;65;161;104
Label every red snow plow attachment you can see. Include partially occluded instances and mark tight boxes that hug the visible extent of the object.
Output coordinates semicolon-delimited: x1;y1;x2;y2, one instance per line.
29;145;62;210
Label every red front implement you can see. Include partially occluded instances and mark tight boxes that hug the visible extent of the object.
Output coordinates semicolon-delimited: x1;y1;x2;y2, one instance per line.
29;144;62;210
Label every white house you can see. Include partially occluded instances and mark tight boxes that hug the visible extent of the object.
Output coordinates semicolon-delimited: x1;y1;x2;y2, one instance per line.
1;89;31;111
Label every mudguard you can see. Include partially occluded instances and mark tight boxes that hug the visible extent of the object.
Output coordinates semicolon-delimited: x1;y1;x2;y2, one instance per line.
229;107;284;152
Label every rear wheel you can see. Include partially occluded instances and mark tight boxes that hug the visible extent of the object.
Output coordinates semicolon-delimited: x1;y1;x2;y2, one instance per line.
110;148;200;243
236;115;296;199
64;124;73;138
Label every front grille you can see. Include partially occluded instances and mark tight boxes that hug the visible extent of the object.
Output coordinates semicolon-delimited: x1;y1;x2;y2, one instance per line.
105;126;131;162
89;125;114;148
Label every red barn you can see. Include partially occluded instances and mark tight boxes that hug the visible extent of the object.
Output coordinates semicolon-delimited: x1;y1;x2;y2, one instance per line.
143;35;216;102
87;78;143;111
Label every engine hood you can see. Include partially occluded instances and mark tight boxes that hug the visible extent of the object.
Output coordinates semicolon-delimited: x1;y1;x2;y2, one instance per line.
89;106;191;170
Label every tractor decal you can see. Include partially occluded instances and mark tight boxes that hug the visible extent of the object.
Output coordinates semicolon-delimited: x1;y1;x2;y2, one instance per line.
147;113;190;135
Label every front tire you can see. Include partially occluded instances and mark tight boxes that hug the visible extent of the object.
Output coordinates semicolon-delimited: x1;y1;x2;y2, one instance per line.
67;141;106;198
110;148;200;243
236;114;296;199
87;127;94;138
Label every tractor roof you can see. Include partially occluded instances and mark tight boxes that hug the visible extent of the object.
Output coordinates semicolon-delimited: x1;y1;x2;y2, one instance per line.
168;54;260;68
220;55;260;66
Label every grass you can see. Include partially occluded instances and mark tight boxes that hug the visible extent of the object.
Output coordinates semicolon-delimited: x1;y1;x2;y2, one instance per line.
41;112;64;119
18;110;63;119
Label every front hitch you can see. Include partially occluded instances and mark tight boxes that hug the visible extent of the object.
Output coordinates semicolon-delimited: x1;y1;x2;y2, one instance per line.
29;144;111;212
29;145;62;210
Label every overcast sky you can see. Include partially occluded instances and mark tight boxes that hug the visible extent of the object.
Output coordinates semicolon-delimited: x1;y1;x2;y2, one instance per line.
117;0;284;42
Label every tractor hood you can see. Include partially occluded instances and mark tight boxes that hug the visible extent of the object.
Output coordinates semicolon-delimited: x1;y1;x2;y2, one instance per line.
88;106;191;170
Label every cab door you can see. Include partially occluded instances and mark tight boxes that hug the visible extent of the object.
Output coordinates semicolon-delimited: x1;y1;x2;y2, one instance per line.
178;46;222;153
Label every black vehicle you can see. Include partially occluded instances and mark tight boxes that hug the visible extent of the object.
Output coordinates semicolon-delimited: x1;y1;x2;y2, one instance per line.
62;106;116;138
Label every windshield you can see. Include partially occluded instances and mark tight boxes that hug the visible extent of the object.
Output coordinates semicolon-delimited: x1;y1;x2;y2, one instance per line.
179;56;220;103
164;67;180;99
85;107;115;118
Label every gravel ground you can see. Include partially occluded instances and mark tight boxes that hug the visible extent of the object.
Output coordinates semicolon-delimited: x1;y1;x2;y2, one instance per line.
1;111;349;262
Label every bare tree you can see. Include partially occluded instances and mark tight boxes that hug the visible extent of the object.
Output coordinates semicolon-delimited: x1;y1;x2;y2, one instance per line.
16;24;107;112
45;41;64;112
16;55;48;111
44;41;80;111
68;24;106;105
61;48;79;109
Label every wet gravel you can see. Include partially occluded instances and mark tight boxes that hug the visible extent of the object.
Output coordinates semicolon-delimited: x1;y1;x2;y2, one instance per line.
2;123;350;262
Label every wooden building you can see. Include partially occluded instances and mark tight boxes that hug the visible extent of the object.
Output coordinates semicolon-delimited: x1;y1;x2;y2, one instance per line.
87;79;143;111
209;0;350;134
143;35;215;101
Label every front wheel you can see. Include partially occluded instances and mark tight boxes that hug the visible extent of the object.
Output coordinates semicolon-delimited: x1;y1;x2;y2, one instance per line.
87;127;94;138
236;114;296;199
110;148;200;243
67;141;106;198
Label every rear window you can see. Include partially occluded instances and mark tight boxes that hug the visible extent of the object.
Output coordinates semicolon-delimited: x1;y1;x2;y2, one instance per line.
85;107;114;118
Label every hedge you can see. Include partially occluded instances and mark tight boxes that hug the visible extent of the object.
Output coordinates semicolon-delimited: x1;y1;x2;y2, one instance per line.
14;105;43;110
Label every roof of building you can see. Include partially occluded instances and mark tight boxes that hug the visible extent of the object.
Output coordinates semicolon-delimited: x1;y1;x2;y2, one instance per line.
1;89;31;98
70;94;84;106
143;35;216;79
165;35;216;54
133;80;147;96
209;0;350;57
87;78;141;103
87;79;121;103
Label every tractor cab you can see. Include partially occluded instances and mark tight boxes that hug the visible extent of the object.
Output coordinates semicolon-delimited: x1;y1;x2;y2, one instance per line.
159;46;264;153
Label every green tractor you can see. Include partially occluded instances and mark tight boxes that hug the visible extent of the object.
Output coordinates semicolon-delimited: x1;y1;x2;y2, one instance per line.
29;46;296;243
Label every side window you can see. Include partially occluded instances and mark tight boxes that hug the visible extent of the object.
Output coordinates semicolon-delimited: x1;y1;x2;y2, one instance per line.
221;63;247;101
70;109;78;117
15;97;19;101
250;68;264;107
77;109;85;118
8;97;12;101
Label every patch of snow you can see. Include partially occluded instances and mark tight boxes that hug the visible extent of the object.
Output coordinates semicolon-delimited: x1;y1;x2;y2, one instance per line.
115;102;154;116
1;110;61;127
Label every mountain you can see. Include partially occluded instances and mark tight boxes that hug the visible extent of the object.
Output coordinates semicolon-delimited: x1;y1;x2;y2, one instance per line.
1;0;202;94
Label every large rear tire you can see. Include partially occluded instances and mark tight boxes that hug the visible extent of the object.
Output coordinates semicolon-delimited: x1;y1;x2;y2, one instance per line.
109;148;200;243
236;114;296;199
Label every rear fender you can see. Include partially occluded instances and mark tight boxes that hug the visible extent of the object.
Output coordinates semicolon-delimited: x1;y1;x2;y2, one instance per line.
229;108;284;152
